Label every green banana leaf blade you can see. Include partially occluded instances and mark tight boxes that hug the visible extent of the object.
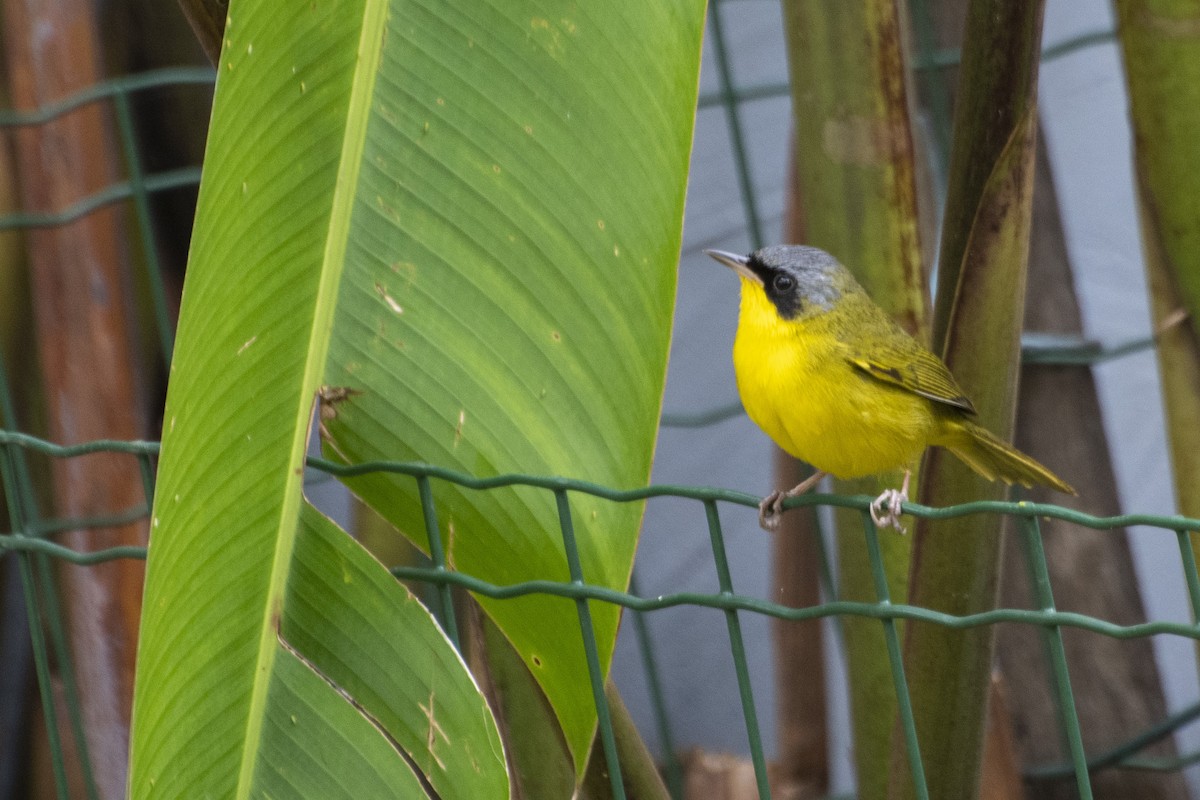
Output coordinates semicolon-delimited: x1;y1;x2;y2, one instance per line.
318;1;704;769
129;1;508;795
131;0;704;791
248;504;505;798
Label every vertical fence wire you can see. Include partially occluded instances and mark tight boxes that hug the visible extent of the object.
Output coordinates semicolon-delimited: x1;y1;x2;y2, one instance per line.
0;454;70;800
702;498;771;798
35;554;101;800
554;489;625;799
860;510;928;799
707;1;765;250
0;363;98;799
111;89;175;368
1018;515;1093;798
628;572;685;799
415;475;460;650
1175;529;1200;626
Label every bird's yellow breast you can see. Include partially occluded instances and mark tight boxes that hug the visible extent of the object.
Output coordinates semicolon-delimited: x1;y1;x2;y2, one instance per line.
732;279;935;478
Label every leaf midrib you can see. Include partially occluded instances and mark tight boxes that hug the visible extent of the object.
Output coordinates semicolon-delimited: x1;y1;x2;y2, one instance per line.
233;3;389;793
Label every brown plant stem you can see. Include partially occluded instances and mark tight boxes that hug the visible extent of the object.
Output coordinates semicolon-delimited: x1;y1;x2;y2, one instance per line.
3;0;148;795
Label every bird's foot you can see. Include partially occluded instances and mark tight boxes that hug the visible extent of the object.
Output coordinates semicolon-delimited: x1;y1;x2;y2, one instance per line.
758;491;786;531
870;490;907;532
870;470;911;533
758;469;827;532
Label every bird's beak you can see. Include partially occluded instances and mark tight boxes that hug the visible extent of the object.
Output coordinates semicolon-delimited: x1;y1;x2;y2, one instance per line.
704;249;762;285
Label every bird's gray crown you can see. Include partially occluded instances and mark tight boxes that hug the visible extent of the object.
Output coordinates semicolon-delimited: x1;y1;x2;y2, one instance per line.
747;245;850;317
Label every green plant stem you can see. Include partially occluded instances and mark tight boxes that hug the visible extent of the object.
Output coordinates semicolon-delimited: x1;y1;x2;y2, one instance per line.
893;1;1047;798
779;3;929;795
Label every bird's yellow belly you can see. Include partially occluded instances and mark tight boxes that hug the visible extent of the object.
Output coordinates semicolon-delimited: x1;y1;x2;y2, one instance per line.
734;331;934;479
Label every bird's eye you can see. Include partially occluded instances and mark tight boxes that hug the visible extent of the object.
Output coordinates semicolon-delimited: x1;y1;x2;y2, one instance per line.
772;273;795;293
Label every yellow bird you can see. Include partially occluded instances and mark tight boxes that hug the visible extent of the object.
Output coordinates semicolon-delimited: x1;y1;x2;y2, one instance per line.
706;245;1075;531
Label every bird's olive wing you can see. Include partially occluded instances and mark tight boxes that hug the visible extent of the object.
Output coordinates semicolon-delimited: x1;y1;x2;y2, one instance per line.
848;347;977;415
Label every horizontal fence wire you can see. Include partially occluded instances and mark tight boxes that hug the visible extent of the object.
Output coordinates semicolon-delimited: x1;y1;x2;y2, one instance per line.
3;430;1200;797
4;429;1200;640
0;67;212;235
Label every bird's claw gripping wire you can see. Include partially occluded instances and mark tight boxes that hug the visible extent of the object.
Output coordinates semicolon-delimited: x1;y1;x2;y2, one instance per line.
757;470;827;532
870;470;911;533
758;490;786;531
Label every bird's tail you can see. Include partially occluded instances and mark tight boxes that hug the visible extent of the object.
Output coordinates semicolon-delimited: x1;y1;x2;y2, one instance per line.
941;421;1076;495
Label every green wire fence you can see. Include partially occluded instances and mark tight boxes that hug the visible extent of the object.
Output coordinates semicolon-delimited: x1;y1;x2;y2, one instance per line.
0;6;1194;799
5;430;1200;799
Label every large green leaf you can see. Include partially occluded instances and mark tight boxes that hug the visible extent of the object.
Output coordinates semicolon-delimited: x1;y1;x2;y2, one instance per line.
130;0;703;792
317;1;703;768
129;1;506;795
